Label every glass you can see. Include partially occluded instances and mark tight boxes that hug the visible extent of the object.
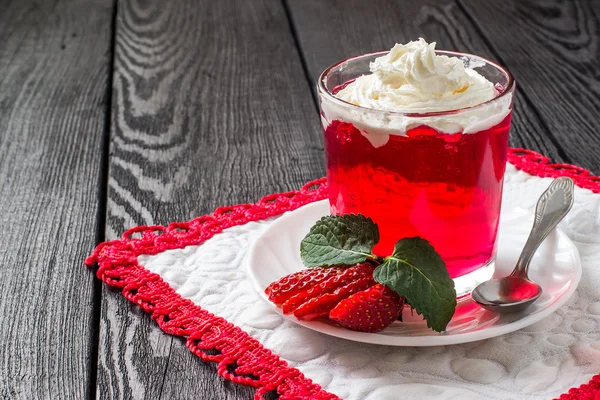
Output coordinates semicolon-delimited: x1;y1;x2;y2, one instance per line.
318;51;515;296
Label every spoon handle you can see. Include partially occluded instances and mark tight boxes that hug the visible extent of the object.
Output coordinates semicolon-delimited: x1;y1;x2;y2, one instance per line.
511;177;575;279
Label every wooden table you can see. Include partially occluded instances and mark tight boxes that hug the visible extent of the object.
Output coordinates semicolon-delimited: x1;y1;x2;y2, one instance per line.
1;0;598;398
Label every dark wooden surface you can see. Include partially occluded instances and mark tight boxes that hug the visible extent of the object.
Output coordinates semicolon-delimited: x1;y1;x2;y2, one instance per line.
98;0;321;399
0;0;113;398
1;0;599;399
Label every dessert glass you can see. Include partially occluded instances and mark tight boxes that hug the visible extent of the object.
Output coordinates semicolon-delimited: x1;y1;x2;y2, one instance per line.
318;51;515;296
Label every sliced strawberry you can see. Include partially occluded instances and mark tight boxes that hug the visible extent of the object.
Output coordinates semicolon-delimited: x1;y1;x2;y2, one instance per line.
281;263;375;314
265;267;343;305
292;275;376;321
329;284;404;333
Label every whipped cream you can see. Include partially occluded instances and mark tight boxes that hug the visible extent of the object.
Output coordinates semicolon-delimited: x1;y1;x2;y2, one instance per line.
321;38;512;147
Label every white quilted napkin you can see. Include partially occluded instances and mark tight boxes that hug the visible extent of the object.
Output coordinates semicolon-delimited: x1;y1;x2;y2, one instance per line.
139;164;600;400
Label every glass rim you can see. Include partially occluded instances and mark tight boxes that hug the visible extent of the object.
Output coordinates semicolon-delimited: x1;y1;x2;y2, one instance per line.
317;50;515;118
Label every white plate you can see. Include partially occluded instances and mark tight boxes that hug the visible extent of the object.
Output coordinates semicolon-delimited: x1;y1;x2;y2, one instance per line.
247;200;582;346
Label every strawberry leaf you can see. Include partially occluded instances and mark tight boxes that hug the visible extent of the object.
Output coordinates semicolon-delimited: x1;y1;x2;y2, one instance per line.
373;237;456;332
300;214;379;267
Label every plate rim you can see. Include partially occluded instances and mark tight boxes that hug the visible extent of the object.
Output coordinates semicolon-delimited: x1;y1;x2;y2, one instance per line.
247;200;582;346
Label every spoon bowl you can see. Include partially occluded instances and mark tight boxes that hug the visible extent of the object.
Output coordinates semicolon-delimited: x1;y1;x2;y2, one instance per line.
472;177;574;313
472;276;542;313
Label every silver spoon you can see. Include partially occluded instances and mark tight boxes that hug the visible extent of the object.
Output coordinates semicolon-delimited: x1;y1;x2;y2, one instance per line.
472;177;574;313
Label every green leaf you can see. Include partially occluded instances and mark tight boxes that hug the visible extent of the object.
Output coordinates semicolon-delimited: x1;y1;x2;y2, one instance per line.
373;237;456;332
300;214;379;267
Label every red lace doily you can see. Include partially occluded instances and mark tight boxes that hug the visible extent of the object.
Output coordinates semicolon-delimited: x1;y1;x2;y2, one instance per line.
508;148;600;194
86;148;600;400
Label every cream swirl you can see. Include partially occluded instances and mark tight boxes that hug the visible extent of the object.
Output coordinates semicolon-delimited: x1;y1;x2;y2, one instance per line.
321;39;513;146
335;38;497;112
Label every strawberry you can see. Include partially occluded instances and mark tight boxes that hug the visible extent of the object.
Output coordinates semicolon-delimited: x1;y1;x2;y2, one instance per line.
329;284;404;333
292;275;376;321
265;267;343;305
281;263;375;314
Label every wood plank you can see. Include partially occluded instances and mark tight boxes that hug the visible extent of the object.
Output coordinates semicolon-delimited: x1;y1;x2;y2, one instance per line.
99;0;323;398
0;0;113;398
456;0;600;172
286;0;594;170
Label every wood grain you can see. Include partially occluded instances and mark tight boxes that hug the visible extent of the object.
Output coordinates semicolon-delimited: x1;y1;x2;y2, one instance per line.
286;0;599;170
457;0;600;172
99;0;322;398
0;0;113;398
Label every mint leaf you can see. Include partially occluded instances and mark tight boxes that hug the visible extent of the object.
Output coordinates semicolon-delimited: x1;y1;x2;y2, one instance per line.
373;237;456;332
300;214;379;267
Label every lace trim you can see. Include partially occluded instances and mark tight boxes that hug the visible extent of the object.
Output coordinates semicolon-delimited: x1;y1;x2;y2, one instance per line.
86;148;600;399
86;179;337;400
508;148;600;193
556;373;600;400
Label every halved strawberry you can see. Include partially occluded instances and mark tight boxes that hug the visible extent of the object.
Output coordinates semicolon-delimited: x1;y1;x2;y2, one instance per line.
329;284;404;333
265;267;343;305
281;263;375;314
292;275;376;321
